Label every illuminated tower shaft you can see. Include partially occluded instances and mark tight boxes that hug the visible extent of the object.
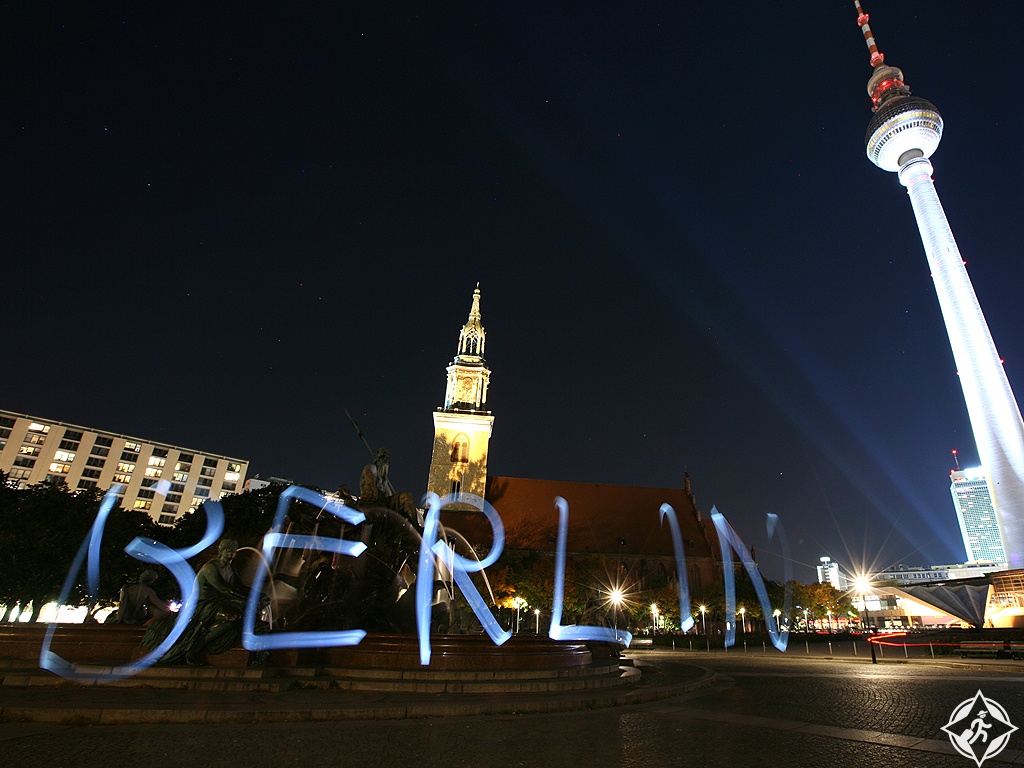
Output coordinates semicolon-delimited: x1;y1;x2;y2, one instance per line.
901;157;1024;566
855;2;1024;567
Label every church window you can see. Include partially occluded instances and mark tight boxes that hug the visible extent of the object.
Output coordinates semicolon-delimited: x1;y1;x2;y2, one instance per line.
450;479;461;498
451;437;469;463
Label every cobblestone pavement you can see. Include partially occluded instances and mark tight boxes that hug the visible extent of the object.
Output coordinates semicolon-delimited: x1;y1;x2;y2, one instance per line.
3;652;1023;768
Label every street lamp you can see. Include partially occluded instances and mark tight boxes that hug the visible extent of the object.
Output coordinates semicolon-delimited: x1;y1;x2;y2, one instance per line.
854;575;872;630
610;588;623;631
827;609;833;633
803;608;809;632
699;604;707;635
739;606;746;635
534;608;540;635
651;603;659;635
773;609;781;634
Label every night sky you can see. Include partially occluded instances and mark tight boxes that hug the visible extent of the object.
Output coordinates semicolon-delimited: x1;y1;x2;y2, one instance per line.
6;2;1024;582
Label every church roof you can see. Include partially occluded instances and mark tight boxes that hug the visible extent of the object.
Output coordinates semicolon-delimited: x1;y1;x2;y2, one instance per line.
439;475;720;561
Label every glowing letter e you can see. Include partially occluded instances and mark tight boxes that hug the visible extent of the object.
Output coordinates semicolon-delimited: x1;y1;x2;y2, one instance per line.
242;485;367;652
549;497;631;646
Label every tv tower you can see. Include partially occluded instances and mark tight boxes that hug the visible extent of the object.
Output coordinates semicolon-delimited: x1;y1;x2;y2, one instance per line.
855;1;1024;568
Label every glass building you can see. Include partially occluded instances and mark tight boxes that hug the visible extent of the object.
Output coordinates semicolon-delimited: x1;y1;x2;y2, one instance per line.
950;468;1007;565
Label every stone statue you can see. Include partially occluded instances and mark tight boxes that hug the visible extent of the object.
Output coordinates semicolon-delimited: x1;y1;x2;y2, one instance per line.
105;570;170;625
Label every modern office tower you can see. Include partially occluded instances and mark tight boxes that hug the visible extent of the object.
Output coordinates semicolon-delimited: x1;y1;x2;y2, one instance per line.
855;2;1024;568
426;285;494;510
0;409;248;526
951;468;1007;565
817;556;843;590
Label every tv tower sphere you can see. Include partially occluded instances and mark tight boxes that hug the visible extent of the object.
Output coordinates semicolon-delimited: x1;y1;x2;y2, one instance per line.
855;1;1024;569
865;93;942;173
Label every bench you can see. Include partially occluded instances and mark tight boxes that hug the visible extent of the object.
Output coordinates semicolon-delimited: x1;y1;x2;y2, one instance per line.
959;641;1011;659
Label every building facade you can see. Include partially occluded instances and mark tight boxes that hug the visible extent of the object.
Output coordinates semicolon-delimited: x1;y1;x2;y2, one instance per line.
816;556;844;590
0;409;247;526
951;468;1007;565
426;285;494;510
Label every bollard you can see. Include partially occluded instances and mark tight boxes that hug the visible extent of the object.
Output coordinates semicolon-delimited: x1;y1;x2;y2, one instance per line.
744;641;747;653
689;640;692;652
853;641;858;657
828;641;833;657
904;643;908;658
930;642;934;658
763;642;767;654
805;640;810;655
672;640;676;651
878;642;884;658
870;640;877;664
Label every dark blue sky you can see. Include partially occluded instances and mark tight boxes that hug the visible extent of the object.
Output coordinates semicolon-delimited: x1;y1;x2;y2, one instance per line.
5;2;1024;581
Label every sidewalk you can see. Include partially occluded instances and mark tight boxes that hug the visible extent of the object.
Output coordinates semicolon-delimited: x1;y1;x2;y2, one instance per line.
0;658;717;725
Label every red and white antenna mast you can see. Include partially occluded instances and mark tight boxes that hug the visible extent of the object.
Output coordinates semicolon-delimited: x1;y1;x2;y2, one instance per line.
854;0;885;68
853;1;910;110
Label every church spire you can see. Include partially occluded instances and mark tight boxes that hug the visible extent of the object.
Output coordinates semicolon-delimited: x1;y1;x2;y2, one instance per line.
456;283;485;362
427;284;495;507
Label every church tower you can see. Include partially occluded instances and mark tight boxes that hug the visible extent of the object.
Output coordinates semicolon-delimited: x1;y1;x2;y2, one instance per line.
426;285;494;509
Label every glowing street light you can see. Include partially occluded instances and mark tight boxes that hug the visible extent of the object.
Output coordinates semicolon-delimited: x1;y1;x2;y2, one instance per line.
699;604;707;635
773;608;781;634
610;588;624;631
739;606;746;635
651;603;660;635
534;608;540;635
803;608;809;632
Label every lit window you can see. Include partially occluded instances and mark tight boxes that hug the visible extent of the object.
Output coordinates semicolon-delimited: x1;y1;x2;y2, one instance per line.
124;442;142;452
113;473;132;484
174;463;191;473
26;433;45;445
224;471;241;482
148;456;166;468
227;462;242;473
133;500;152;511
173;471;188;482
145;467;163;478
54;450;76;462
117;462;135;473
28;423;50;434
18;445;40;456
48;462;71;474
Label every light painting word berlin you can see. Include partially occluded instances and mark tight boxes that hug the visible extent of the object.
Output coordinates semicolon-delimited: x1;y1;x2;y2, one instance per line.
40;485;793;683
